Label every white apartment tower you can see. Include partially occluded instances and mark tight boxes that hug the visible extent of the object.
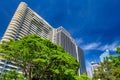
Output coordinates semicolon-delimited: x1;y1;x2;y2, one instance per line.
1;2;86;75
2;2;53;42
91;62;100;75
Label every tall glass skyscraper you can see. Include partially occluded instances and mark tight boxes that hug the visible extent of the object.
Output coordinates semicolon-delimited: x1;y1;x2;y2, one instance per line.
0;2;86;75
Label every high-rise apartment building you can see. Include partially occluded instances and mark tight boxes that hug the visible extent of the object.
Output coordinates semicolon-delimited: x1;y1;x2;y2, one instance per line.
100;50;110;63
77;46;86;74
91;62;100;75
2;2;53;42
54;27;77;58
0;53;22;75
53;27;86;75
0;2;86;75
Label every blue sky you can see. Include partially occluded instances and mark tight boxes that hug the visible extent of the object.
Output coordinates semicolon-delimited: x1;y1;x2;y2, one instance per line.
0;0;120;76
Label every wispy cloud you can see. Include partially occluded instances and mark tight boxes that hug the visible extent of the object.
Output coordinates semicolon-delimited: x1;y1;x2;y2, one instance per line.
81;41;120;51
84;41;120;77
74;38;83;45
82;42;101;50
98;41;120;51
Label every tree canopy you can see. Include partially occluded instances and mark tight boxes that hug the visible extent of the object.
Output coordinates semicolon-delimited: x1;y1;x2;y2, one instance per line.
74;74;91;80
1;70;26;80
93;47;120;80
0;35;80;80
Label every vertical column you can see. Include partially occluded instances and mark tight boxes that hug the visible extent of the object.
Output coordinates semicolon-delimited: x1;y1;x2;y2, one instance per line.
76;46;81;76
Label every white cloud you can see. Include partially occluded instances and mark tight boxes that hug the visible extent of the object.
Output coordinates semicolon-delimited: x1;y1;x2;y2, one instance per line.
74;38;83;45
81;41;120;51
98;41;119;51
82;42;101;50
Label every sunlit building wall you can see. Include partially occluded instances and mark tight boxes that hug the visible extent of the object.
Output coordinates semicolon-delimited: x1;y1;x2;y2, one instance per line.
54;27;77;58
2;2;53;42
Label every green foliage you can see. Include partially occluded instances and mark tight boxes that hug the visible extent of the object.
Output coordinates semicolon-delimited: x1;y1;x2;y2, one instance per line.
0;35;79;80
116;47;120;53
93;47;120;80
74;74;91;80
1;70;26;80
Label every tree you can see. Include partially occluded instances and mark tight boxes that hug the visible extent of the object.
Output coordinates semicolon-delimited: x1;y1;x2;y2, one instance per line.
116;47;120;53
74;74;91;80
0;35;79;80
93;60;115;80
1;70;26;80
93;47;120;80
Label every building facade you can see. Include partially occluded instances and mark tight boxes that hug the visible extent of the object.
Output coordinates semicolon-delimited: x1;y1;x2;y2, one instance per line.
100;50;110;63
54;27;77;58
91;62;100;75
77;46;86;74
0;53;21;75
0;2;86;75
54;27;86;75
87;70;91;78
2;2;53;42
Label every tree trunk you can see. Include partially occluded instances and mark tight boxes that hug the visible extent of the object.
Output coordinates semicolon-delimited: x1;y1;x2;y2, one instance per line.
29;67;32;80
